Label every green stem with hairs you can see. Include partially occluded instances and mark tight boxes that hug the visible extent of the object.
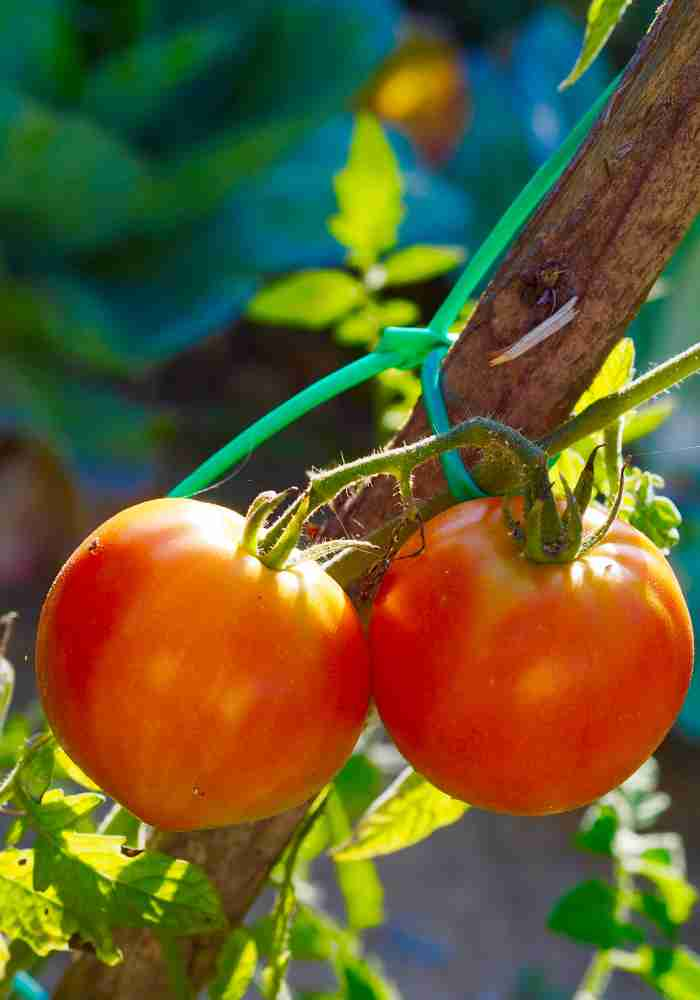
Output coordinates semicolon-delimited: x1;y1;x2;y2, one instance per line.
539;341;700;455
307;417;544;517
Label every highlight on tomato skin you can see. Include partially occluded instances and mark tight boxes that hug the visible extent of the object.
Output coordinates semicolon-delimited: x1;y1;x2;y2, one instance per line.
35;497;371;832
369;498;694;816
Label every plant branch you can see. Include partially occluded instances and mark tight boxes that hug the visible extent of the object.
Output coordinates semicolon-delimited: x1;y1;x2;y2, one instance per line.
540;339;700;454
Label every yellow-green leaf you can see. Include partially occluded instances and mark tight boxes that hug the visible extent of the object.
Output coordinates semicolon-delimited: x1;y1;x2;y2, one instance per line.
325;788;384;931
0;934;8;980
641;946;700;999
381;244;465;286
574;337;635;414
328;114;404;271
248;270;364;329
560;0;634;90
54;746;101;791
209;928;258;1000
622;399;674;444
334;768;468;862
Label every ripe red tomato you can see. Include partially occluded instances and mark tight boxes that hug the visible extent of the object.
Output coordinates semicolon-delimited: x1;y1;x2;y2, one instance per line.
369;498;694;815
36;498;370;831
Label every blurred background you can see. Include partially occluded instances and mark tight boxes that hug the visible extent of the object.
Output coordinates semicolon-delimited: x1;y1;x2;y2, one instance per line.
2;1;699;996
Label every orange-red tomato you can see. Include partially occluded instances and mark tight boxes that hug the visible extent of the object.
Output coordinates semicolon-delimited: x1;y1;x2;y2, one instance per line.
36;498;370;831
370;499;694;815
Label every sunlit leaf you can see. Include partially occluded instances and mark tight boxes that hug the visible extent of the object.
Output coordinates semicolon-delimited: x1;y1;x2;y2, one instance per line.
381;245;465;286
628;858;697;926
252;903;356;964
574;338;635;414
17;738;54;804
328;114;404;270
53;747;101;792
248;270;364;329
209;928;258;1000
576;804;618;857
0;933;8;980
560;0;634;89
642;946;700;999
334;307;382;347
334;768;468;862
0;788;225;964
622;399;674;444
326;789;384;931
335;954;401;1000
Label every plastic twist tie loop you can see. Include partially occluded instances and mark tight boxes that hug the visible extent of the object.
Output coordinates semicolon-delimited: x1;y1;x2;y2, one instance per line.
375;326;453;370
421;345;488;501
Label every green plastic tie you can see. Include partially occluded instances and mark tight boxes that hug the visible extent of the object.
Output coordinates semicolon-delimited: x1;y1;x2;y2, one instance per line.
170;71;622;500
421;345;487;500
169;327;450;498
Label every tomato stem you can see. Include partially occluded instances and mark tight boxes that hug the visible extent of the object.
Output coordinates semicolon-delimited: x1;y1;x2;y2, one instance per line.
307;417;545;512
539;338;700;455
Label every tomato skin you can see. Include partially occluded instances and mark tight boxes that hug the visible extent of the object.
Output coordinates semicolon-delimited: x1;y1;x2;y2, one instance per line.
36;498;370;831
369;499;694;815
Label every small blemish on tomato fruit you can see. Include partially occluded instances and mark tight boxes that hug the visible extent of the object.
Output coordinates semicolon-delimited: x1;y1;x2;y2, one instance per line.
193;785;204;797
88;538;101;554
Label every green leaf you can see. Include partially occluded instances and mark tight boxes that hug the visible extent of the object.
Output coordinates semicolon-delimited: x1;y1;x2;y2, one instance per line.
333;755;384;826
247;270;364;329
377;299;420;328
1;790;225;963
0;935;8;981
381;245;465;286
334;768;468;862
576;804;619;856
17;737;54;803
82;23;236;137
622;400;674;444
98;803;142;842
53;747;101;792
0;713;30;770
548;880;645;949
0;85;146;249
334;308;382;348
135;114;314;231
325;789;384;931
328;114;404;271
34;789;104;832
552;337;637;497
375;368;421;438
551;448;585;497
209;928;258;1000
574;337;635;413
252;904;355;964
560;0;634;89
620;467;682;553
628;858;697;926
637;891;678;940
642;946;700;999
335;954;401;1000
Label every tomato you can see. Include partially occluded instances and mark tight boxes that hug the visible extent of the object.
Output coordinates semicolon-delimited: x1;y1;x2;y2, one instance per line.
369;498;694;815
36;498;370;831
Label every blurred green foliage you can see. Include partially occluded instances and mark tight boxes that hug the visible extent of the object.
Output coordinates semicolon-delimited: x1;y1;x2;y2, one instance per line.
0;0;409;478
2;0;631;484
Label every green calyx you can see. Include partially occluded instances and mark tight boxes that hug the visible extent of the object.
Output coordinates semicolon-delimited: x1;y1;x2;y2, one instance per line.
238;417;629;574
503;446;626;564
